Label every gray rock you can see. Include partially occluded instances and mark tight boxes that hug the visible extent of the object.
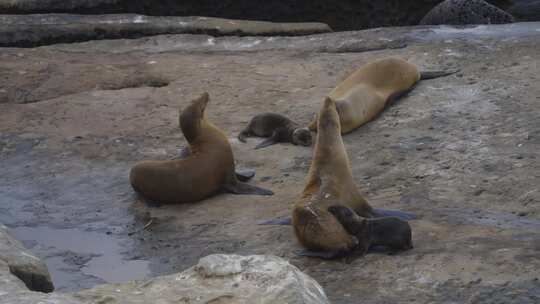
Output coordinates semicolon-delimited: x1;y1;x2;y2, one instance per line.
76;254;329;304
506;0;540;22
0;259;29;296
0;224;54;292
0;0;443;31
0;240;328;304
0;14;332;47
420;0;515;25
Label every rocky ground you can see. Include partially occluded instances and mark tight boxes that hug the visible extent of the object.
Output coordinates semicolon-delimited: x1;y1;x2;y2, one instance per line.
1;22;540;303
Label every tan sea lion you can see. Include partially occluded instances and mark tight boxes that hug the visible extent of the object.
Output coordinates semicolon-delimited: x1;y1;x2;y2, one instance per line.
308;57;458;134
129;92;273;204
260;97;414;258
238;112;312;149
291;97;371;258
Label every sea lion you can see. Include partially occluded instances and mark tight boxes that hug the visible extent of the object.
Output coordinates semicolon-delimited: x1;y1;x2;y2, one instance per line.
261;97;413;258
308;57;458;134
237;113;312;149
291;97;371;258
129;92;273;204
328;205;413;254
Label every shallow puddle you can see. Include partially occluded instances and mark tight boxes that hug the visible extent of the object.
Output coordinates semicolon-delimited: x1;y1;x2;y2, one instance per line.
11;226;150;291
0;135;153;291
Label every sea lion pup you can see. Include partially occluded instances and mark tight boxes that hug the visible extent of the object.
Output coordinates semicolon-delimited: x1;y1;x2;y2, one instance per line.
328;206;413;254
130;92;273;204
237;113;312;149
308;57;458;134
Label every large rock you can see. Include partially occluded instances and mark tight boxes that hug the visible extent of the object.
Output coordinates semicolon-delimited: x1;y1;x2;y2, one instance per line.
506;0;540;21
0;14;332;47
0;253;329;304
0;224;54;292
420;0;515;25
76;254;329;304
0;0;443;31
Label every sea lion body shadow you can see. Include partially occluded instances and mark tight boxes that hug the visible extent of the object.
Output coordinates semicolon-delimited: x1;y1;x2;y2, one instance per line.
130;92;273;204
308;57;458;134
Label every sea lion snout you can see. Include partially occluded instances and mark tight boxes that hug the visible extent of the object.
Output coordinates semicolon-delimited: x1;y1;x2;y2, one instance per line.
292;128;312;146
318;97;340;130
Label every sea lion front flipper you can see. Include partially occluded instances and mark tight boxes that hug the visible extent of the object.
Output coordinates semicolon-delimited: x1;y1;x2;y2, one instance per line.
371;208;417;220
224;181;274;196
235;168;255;182
254;131;279;149
295;249;345;259
257;217;292;225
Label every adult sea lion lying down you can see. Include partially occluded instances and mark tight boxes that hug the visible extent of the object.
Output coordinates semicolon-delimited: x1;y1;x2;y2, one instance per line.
130;92;273;204
308;57;458;134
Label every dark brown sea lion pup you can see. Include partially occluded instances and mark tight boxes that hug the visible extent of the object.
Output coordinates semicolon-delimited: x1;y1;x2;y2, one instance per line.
308;57;458;134
238;113;312;149
130;92;273;204
328;205;413;254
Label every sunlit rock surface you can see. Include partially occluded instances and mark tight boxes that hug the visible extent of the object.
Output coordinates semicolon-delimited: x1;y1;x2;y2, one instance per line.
0;14;332;47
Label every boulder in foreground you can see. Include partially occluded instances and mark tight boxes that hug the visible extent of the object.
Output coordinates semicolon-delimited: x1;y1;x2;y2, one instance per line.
77;254;330;304
0;224;54;293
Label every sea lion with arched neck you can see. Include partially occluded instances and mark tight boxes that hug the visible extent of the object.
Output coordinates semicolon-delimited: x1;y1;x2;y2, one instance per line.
261;97;414;258
130;92;273;204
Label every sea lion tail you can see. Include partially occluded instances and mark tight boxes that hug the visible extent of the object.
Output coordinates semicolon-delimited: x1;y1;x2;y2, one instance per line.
257;217;292;225
420;69;460;80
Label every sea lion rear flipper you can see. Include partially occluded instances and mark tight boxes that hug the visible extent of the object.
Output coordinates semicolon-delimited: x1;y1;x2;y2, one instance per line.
420;69;460;80
257;217;292;225
224;181;274;196
235;168;255;182
254;131;279;149
371;208;417;220
295;249;345;259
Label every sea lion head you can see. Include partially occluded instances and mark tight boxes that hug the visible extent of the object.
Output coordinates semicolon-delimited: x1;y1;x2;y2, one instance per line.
179;92;210;142
317;97;340;132
292;127;312;146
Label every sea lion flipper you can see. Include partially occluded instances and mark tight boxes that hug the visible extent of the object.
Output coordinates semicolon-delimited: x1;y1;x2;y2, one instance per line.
254;131;279;149
371;208;417;220
420;69;459;80
257;217;292;225
224;181;274;196
294;249;345;259
235;168;255;182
